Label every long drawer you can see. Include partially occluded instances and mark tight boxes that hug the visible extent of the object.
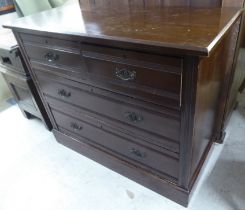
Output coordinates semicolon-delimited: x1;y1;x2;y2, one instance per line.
36;70;180;153
82;44;182;97
46;96;178;156
49;105;179;179
82;44;182;109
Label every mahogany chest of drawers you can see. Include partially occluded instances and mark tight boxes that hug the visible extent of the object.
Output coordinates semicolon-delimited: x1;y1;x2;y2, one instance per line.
4;3;243;206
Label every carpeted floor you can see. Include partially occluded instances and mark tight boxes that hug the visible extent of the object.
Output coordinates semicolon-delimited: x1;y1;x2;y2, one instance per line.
0;92;244;210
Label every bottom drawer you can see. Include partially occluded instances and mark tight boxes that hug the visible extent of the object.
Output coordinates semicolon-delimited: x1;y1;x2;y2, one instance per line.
49;106;179;180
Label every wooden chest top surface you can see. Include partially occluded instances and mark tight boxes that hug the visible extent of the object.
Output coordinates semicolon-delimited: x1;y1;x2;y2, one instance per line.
3;2;242;56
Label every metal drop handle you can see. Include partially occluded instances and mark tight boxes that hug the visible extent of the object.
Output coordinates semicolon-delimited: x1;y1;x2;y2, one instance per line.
115;67;136;81
130;148;146;158
125;112;143;123
44;51;59;62
70;122;82;131
58;89;71;98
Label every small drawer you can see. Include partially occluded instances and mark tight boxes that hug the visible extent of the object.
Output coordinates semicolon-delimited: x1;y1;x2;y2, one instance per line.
82;44;182;108
24;43;86;78
20;33;80;52
50;107;179;179
36;71;180;152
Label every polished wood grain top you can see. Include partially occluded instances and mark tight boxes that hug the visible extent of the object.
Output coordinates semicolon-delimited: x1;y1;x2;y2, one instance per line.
4;2;242;56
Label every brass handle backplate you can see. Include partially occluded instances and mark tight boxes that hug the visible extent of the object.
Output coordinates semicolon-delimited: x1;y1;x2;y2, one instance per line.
125;112;143;123
44;51;59;62
115;67;136;81
130;148;146;158
70;122;83;131
58;89;71;98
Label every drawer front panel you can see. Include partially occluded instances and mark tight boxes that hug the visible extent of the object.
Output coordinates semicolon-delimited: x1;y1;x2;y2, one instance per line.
82;44;183;72
30;59;86;80
50;107;179;179
24;43;86;78
20;33;80;52
46;95;179;155
82;44;182;108
37;72;180;151
23;37;182;109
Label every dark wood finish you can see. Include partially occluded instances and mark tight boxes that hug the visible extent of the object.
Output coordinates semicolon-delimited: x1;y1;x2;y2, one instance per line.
4;4;242;56
0;30;26;75
2;72;41;118
51;106;179;179
178;56;199;189
0;30;52;130
241;12;245;47
20;33;81;51
46;95;179;156
240;77;245;92
39;76;180;143
214;0;245;143
223;1;245;127
79;0;222;8
32;61;181;109
53;129;189;206
36;69;180;153
4;2;243;207
0;68;52;130
82;44;182;108
25;43;84;70
189;23;239;184
0;49;26;75
80;0;245;8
